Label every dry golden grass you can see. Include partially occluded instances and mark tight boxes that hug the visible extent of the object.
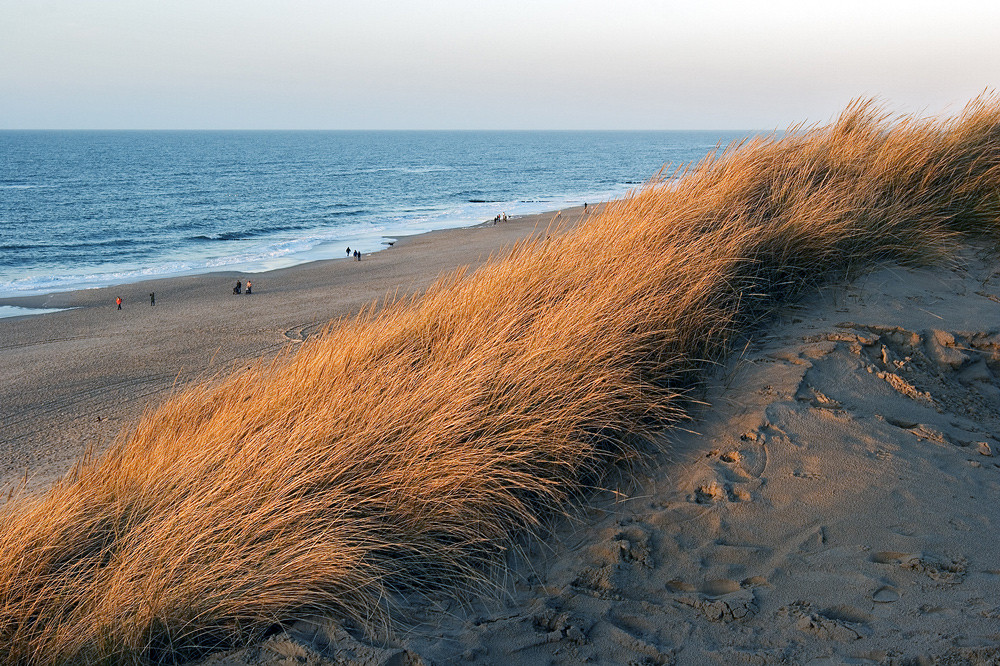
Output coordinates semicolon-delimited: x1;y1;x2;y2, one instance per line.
3;97;1000;665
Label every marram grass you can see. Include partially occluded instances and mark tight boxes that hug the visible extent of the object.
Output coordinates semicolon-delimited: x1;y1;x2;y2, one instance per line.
3;98;1000;665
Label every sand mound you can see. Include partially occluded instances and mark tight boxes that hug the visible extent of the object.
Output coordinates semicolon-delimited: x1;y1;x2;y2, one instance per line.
201;248;1000;665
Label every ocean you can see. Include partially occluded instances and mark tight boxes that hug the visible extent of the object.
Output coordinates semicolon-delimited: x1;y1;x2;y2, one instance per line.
0;130;755;298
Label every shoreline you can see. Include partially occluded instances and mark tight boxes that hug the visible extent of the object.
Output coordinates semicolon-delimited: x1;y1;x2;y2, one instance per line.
0;204;597;492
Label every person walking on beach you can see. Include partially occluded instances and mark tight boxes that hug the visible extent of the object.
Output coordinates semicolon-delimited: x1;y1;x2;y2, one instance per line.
355;250;361;261
246;280;252;295
346;246;351;256
116;296;122;310
150;292;155;306
234;280;242;295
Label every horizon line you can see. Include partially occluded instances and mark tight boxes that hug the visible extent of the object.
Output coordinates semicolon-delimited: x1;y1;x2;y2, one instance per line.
0;127;769;133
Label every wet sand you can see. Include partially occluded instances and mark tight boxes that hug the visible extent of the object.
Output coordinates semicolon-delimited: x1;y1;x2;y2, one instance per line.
0;206;594;493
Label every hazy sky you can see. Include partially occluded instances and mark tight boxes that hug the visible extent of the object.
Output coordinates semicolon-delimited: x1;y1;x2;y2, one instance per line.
2;0;998;129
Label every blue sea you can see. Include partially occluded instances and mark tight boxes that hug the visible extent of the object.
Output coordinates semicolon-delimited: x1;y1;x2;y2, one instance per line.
0;130;754;298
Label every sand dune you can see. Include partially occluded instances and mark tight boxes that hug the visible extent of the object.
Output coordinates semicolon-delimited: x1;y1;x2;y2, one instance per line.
201;246;1000;665
4;99;1000;666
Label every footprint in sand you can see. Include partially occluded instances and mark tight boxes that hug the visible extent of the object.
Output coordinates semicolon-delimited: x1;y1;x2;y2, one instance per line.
693;480;751;504
872;586;900;603
778;600;866;641
715;450;756;484
871;551;967;584
794;382;843;410
673;581;759;623
739;429;770;476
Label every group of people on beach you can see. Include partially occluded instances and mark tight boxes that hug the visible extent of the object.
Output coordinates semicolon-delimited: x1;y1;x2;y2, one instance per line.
117;244;373;311
116;280;255;310
492;212;508;225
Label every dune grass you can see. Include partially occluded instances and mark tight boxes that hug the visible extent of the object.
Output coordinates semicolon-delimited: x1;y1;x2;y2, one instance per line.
3;98;1000;665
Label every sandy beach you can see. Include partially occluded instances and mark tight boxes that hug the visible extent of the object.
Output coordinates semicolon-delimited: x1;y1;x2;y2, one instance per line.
0;206;591;494
199;244;1000;665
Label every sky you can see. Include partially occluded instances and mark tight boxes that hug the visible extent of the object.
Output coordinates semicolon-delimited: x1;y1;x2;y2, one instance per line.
1;0;998;130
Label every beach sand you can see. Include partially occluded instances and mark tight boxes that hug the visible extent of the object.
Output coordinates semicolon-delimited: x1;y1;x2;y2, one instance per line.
5;207;1000;664
0;206;589;494
199;245;1000;665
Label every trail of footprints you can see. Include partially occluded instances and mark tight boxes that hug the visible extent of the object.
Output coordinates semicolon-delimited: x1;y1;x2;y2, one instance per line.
601;322;1000;651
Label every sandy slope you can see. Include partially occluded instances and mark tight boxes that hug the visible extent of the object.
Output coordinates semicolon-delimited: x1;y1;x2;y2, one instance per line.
201;246;1000;665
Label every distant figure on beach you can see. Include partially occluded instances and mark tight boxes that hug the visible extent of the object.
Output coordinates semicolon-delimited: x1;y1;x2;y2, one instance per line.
354;250;361;261
346;246;351;256
494;214;500;225
584;202;587;212
149;292;155;306
234;280;242;295
502;212;508;222
116;296;122;310
246;281;252;295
